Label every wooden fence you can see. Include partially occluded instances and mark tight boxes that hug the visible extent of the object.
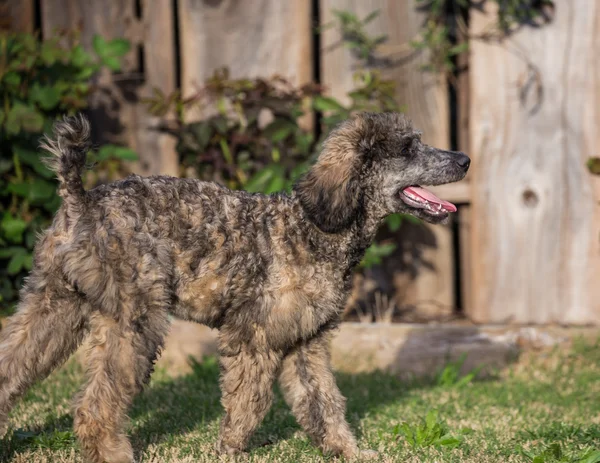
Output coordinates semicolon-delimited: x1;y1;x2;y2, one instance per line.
2;0;599;325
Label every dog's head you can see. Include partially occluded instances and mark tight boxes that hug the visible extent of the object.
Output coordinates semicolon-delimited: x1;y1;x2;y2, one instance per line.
295;112;470;233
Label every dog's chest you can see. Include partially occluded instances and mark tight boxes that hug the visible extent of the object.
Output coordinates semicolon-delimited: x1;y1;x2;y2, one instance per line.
261;259;343;345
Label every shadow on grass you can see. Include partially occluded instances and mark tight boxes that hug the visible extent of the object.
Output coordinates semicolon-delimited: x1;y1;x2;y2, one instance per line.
125;352;503;456
2;329;515;462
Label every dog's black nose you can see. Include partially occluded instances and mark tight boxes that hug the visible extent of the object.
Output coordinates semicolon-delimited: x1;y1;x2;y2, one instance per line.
455;153;471;171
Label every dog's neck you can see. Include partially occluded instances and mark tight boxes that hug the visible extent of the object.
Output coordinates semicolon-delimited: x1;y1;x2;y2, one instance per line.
340;203;387;270
292;193;387;273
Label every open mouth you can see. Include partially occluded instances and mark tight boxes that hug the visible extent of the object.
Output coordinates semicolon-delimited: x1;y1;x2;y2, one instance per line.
400;186;457;217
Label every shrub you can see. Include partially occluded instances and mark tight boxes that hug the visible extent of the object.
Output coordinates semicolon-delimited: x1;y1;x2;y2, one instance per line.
0;30;136;312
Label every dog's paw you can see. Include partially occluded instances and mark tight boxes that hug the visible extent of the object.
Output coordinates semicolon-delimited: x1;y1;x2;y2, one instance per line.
215;440;248;459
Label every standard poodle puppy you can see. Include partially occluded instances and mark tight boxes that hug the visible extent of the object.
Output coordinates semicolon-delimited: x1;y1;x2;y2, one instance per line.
0;112;469;462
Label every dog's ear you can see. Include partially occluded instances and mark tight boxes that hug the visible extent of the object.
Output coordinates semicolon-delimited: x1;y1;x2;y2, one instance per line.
295;118;365;233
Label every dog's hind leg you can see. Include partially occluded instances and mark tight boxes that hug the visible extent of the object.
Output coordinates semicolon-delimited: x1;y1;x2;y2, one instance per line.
279;331;376;460
73;306;169;463
0;274;89;437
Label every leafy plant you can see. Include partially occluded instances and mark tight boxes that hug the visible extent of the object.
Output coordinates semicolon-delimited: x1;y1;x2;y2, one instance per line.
0;30;137;312
324;2;553;81
519;443;600;463
14;429;76;450
357;242;397;270
393;409;473;449
411;0;554;78
436;352;484;387
321;9;388;63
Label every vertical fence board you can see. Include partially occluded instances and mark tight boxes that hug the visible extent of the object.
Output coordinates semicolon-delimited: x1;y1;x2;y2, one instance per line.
320;0;455;313
178;0;312;116
41;0;178;176
468;0;600;324
458;206;472;314
1;0;34;32
134;0;178;176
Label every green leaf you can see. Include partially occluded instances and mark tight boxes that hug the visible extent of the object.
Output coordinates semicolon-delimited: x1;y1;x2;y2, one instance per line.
28;179;56;202
245;165;286;194
76;66;96;80
112;147;138;161
7;248;27;275
3;71;21;87
212;116;228;135
191;122;213;151
40;41;59;65
71;44;92;67
92;35;130;71
95;145;137;162
23;253;33;271
96;145;113;161
363;9;380;24
434;435;462;448
101;55;121;71
425;410;438;430
30;83;62;110
587;157;600;175
449;42;469;55
313;96;346;113
1;213;27;243
92;35;108;56
264;166;286;194
295;132;314;155
14;146;54;178
385;213;403;232
8;179;55;203
0;247;22;259
6;103;44;134
264;119;295;143
25;229;37;249
289;163;309;182
7;182;30;198
580;450;600;463
106;38;131;57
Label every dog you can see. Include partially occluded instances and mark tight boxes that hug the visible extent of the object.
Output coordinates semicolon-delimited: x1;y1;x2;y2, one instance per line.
0;112;469;462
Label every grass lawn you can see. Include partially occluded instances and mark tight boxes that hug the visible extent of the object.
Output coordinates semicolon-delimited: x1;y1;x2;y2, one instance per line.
1;336;599;462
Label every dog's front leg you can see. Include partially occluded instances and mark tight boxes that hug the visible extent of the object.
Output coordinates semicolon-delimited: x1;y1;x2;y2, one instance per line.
216;341;282;456
279;330;377;460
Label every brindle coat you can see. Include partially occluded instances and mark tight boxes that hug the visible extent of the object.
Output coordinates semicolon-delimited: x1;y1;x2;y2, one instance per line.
0;112;469;462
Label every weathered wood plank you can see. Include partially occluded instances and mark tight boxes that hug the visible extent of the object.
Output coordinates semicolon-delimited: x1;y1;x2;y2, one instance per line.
468;0;600;324
0;0;34;32
178;0;312;119
132;0;178;176
320;0;456;312
320;0;449;150
458;205;472;313
41;0;178;176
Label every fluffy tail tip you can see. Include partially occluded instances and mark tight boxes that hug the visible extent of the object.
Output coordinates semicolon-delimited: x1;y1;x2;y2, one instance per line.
40;114;91;172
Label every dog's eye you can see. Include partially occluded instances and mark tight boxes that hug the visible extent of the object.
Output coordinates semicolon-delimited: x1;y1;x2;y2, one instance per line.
400;138;414;156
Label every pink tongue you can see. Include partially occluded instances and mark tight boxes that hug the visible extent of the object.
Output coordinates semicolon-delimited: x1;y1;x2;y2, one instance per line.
404;186;457;212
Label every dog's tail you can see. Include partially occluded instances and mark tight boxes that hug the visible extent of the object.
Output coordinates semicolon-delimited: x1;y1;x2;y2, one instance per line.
40;114;91;213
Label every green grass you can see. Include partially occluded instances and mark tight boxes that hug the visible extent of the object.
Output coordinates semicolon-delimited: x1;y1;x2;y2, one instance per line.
1;338;599;462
